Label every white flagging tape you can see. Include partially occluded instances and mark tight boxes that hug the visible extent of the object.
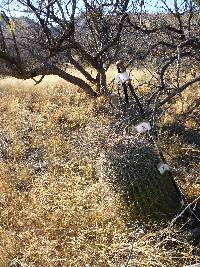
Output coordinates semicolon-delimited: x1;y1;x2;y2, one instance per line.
118;71;130;82
157;162;170;174
114;71;130;85
135;121;151;133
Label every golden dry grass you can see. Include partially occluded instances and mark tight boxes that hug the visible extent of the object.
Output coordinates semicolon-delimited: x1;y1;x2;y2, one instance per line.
160;78;200;199
0;75;199;266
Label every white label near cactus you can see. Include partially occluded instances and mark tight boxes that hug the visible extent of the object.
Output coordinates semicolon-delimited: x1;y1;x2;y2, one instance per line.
135;121;151;133
157;162;170;174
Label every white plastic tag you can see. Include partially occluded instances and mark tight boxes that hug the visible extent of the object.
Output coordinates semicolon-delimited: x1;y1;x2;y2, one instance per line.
135;121;151;133
157;162;170;174
180;199;185;206
115;74;122;85
119;71;130;82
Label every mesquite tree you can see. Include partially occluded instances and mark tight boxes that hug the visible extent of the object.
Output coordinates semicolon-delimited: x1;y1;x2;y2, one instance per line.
0;0;199;109
0;0;132;96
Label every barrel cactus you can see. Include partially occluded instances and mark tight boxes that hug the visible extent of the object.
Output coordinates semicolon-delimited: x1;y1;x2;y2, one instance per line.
99;133;182;220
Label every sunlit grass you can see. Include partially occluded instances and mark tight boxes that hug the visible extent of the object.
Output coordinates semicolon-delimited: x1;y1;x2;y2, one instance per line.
0;74;199;266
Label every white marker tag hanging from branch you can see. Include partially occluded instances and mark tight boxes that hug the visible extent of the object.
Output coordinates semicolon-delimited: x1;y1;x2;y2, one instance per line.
119;71;130;82
135;121;151;133
115;74;122;85
157;162;170;175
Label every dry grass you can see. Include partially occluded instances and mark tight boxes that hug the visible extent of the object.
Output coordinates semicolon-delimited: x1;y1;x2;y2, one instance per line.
0;75;199;267
160;78;200;199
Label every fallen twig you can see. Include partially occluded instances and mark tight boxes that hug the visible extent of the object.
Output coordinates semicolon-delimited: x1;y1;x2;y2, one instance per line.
170;196;200;226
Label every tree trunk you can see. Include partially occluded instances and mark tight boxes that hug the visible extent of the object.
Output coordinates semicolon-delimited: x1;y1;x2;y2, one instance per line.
99;69;108;94
50;65;98;97
96;68;108;94
2;60;99;98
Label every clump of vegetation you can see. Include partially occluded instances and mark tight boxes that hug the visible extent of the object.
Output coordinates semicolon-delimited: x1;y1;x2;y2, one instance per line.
0;78;199;266
99;134;182;220
0;0;200;265
0;81;128;266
